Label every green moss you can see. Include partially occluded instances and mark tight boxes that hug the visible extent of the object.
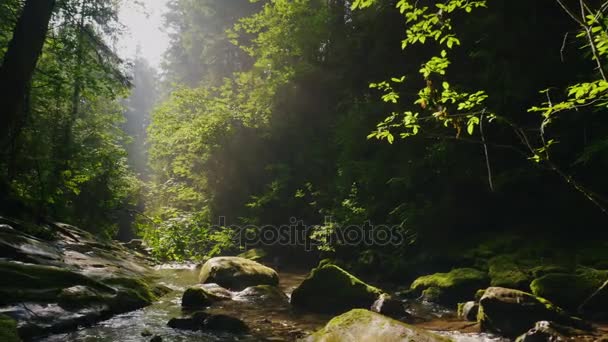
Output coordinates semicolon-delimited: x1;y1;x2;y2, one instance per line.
530;265;571;278
0;315;21;342
291;264;384;313
474;289;486;301
57;286;110;309
530;267;608;310
182;286;228;308
198;257;279;290
411;268;489;304
309;309;451;341
488;255;531;290
0;261;111;305
99;276;166;312
421;287;443;302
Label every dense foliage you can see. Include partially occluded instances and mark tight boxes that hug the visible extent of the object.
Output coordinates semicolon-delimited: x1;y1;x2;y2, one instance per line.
3;0;608;271
0;0;137;237
140;0;608;267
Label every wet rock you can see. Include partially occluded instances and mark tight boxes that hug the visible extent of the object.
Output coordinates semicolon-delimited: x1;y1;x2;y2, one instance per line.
0;217;167;339
167;312;208;330
181;285;228;309
370;293;404;318
141;328;152;336
515;321;571;342
303;309;451;341
168;312;248;333
233;285;288;305
457;301;478;321
198;256;279;290
203;314;248;333
198;283;233;299
291;264;385;314
477;287;588;337
410;268;489;305
150;336;162;342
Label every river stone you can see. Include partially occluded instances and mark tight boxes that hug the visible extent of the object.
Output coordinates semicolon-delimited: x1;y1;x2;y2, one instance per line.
370;293;404;318
203;314;248;333
181;285;229;309
198;256;279;290
233;285;289;305
458;301;479;321
291;264;384;314
304;309;452;341
168;312;248;333
478;287;588;337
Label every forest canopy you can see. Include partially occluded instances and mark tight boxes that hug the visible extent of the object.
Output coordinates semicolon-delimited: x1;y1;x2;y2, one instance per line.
1;0;608;272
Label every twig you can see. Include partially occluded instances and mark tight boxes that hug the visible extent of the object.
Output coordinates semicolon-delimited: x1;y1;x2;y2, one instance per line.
480;110;494;192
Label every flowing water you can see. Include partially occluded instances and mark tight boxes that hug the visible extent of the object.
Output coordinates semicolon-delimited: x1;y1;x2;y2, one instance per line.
37;264;507;342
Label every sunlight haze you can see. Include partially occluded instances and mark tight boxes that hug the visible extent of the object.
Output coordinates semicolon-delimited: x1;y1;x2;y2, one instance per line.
118;0;170;69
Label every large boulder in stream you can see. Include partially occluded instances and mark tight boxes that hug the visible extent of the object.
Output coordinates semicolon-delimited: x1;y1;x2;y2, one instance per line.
304;309;452;342
181;284;230;309
198;256;279;290
410;267;489;305
0;216;169;340
290;264;384;314
477;287;589;337
529;267;608;312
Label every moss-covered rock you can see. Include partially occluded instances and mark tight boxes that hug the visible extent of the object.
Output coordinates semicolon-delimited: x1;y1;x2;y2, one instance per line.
477;287;587;337
530;267;608;311
198;256;279;290
182;285;228;309
0;261;112;305
410;268;489;305
304;309;451;342
291;264;384;314
0;315;21;342
488;255;531;290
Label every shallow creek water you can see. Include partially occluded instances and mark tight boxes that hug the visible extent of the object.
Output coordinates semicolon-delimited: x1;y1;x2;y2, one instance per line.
37;264;508;342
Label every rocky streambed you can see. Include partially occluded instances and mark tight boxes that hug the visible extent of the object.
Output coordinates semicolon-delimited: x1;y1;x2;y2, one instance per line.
2;217;608;341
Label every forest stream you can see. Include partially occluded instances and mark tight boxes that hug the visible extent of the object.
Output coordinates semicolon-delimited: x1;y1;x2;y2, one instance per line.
37;264;507;342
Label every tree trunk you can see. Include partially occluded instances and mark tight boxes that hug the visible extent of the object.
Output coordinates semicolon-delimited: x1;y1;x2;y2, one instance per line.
0;0;56;149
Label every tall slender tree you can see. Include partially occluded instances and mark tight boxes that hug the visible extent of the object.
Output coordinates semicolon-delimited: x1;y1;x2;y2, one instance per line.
0;0;56;149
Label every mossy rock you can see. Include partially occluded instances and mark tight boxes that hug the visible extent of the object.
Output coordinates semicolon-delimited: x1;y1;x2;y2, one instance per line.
0;261;112;305
530;267;608;311
291;264;384;314
488;255;531;290
198;257;279;291
410;268;489;305
477;287;587;337
182;286;228;309
0;315;21;342
57;285;111;309
102;276;167;312
529;265;571;278
304;309;452;342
